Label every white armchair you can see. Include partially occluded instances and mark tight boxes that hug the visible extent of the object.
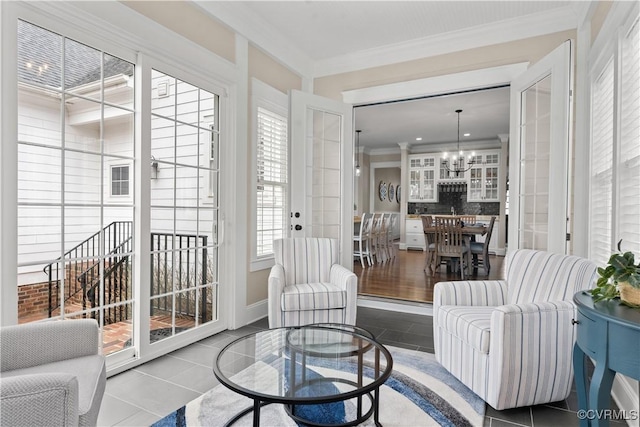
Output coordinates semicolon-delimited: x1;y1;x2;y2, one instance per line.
268;238;357;328
0;319;106;426
433;249;597;410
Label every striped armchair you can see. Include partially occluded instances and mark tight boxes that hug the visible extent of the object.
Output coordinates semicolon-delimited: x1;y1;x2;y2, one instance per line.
268;238;357;328
433;249;597;410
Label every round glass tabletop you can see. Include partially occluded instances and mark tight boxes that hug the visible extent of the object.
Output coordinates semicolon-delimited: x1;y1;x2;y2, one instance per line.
213;324;392;405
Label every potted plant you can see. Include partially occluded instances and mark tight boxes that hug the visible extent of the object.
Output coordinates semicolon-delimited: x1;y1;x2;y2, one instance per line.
590;240;640;306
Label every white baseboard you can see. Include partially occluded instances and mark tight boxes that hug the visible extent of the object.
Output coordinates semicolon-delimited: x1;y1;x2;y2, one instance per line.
237;299;267;329
357;296;433;316
612;375;639;427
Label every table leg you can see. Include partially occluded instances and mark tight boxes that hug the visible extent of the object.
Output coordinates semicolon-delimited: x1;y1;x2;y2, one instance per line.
252;399;260;427
589;360;616;427
573;343;589;427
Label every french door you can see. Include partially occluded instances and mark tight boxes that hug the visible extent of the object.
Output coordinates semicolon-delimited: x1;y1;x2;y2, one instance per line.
509;41;573;254
12;16;227;367
289;90;353;267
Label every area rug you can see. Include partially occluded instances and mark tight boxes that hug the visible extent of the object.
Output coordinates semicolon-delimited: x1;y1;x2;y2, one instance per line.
151;346;485;427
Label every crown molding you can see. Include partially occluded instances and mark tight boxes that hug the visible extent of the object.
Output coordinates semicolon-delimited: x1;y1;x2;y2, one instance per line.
194;1;312;78
314;5;578;77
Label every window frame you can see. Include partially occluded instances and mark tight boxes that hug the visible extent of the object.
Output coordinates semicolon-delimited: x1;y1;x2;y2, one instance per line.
110;164;131;197
250;78;288;271
587;5;640;262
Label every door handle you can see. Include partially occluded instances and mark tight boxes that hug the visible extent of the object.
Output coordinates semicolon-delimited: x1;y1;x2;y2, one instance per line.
295;224;303;231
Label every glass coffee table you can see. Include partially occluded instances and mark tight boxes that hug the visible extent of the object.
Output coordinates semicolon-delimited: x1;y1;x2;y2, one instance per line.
213;323;393;427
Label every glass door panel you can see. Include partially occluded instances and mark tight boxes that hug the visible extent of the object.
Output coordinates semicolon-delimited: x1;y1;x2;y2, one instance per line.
149;70;219;344
16;20;136;357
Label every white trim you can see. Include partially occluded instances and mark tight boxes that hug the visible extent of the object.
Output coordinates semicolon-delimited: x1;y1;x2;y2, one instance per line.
192;0;575;79
230;34;249;330
611;375;640;427
194;1;312;78
0;3;19;326
316;6;577;77
357;297;433;317
343;63;529;106
240;299;268;328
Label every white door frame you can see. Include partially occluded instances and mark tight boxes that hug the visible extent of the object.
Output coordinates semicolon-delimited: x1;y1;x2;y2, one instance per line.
343;63;529;253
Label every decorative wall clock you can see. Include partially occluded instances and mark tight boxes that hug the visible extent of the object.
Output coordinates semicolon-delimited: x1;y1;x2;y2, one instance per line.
378;181;387;201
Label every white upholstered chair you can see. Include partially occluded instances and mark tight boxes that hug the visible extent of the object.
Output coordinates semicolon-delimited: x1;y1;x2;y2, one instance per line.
433;249;597;410
268;237;357;328
0;319;106;426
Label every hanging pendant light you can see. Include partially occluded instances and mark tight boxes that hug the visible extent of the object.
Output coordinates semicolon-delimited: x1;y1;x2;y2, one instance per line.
355;130;361;177
441;109;475;177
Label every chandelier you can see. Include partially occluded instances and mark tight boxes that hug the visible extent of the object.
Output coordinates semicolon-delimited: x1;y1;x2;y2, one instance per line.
441;109;475;177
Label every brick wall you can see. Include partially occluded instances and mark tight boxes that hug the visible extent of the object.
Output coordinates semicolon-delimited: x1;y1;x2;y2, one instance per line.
17;281;51;319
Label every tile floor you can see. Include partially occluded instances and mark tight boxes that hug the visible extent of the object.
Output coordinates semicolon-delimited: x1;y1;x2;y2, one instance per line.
97;304;623;427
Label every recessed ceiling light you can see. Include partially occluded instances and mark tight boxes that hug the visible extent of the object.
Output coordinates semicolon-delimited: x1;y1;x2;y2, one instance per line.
464;133;470;137
416;137;422;141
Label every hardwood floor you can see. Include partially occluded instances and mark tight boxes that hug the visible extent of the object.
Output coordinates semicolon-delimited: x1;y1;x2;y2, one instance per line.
355;248;505;303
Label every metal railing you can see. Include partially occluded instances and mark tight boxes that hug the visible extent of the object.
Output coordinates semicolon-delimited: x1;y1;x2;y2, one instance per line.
44;222;210;326
44;221;132;318
150;233;209;324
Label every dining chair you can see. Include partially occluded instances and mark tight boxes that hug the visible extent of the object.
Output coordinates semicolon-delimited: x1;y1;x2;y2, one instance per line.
384;213;397;262
459;215;476;226
371;213;386;263
353;212;373;267
471;216;496;276
434;218;470;279
421;215;436;274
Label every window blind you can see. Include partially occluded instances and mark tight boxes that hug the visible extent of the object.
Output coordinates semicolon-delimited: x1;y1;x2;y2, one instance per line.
589;58;614;266
617;17;640;255
256;107;288;258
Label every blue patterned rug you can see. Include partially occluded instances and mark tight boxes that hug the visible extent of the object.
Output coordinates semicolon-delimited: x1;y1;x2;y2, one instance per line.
151;346;485;426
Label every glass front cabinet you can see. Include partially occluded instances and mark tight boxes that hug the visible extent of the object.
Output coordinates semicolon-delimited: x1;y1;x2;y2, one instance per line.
408;154;438;202
467;151;500;202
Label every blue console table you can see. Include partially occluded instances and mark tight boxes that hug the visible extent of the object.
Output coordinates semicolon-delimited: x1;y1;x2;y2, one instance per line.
573;291;640;427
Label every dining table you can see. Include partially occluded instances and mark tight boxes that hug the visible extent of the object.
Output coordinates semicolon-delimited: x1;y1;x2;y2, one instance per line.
422;220;487;276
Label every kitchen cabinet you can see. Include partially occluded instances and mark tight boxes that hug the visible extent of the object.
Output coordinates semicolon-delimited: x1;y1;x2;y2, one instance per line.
467;151;500;202
408;155;438;202
405;218;426;250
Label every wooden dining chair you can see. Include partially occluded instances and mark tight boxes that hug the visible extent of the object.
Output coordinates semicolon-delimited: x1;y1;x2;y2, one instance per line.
471;216;496;276
421;215;436;274
459;215;476;226
434;218;470;279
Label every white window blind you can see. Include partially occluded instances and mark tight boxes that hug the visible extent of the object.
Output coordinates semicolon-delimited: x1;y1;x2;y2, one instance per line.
256;107;288;258
589;59;615;267
618;17;640;255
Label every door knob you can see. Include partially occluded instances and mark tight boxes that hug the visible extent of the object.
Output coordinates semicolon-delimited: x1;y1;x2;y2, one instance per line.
295;224;302;231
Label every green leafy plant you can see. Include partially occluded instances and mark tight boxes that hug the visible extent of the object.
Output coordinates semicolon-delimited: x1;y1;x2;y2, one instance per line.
590;240;640;304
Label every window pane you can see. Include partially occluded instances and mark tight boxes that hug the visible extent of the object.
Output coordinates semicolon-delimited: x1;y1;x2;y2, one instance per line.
65;38;102;101
17;20;62;90
103;54;134;107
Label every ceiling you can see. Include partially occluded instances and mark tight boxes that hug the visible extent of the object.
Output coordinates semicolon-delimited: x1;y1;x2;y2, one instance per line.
196;1;580;151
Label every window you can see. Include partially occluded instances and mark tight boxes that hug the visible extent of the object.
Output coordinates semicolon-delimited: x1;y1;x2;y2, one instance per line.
589;12;640;264
111;165;130;196
251;79;288;270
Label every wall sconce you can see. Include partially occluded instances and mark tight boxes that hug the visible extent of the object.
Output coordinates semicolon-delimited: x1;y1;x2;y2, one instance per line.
151;156;159;179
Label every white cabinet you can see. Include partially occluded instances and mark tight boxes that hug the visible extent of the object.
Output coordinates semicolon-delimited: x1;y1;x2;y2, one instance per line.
467;151;500;202
405;218;426;250
408;155;438;202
